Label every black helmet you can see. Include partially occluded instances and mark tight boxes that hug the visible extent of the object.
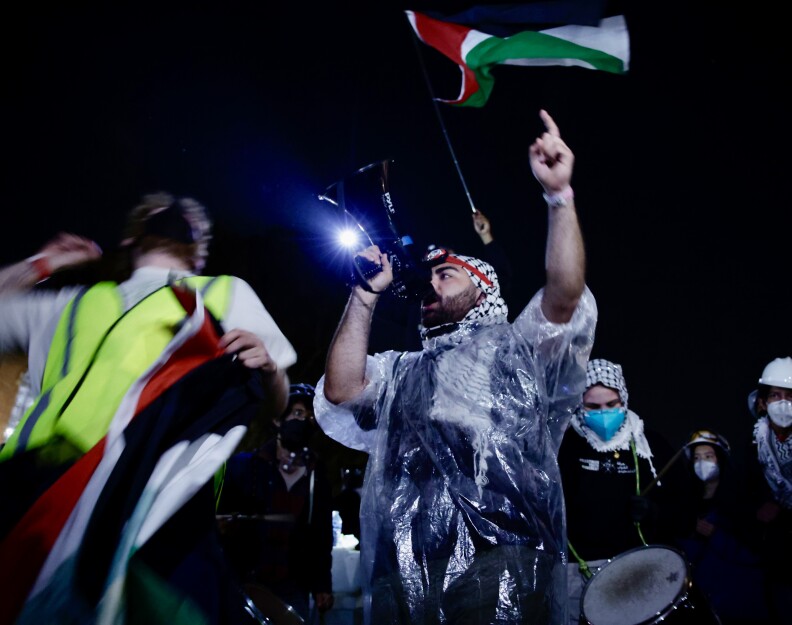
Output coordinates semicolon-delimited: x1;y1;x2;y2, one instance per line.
289;383;316;400
280;382;317;423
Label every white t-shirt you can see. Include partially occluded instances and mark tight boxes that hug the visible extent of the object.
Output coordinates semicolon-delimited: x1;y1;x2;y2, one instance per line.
0;266;297;396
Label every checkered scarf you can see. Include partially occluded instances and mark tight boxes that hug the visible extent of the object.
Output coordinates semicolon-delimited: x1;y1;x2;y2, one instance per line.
572;359;655;474
754;417;792;508
585;358;629;408
419;254;508;340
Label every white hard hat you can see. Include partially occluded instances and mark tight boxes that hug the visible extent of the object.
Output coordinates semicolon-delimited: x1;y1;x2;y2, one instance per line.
758;357;792;389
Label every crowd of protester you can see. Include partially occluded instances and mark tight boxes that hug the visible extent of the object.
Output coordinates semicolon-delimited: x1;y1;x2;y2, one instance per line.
0;111;787;625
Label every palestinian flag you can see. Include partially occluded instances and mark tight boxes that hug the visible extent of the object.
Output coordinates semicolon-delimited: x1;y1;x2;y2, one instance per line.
0;286;263;625
405;3;630;107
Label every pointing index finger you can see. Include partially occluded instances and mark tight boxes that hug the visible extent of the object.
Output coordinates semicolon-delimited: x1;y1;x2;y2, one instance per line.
539;109;560;137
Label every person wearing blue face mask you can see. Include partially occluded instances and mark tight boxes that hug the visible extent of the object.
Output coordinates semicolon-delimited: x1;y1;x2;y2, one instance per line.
558;358;685;625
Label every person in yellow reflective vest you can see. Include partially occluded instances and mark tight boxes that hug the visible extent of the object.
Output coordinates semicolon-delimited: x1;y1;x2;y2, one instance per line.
0;192;296;460
0;191;297;625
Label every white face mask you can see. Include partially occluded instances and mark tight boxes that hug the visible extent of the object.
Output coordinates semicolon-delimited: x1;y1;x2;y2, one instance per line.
767;400;792;428
694;459;719;482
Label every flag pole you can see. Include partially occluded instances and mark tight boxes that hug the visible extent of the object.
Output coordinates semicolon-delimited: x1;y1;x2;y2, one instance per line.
408;25;478;214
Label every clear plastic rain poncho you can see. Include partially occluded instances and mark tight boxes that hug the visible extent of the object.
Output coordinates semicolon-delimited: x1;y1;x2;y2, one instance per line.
315;261;597;625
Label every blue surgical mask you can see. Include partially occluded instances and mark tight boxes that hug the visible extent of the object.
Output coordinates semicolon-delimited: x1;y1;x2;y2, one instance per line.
583;407;627;441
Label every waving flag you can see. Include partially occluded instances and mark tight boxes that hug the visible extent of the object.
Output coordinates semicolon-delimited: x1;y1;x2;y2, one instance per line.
406;3;630;107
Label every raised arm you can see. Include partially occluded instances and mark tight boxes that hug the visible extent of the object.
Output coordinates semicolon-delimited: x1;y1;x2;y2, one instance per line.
323;245;393;405
0;232;102;294
529;109;586;323
472;209;494;245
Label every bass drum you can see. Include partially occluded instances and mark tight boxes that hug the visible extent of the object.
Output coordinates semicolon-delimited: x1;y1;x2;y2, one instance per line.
580;545;721;625
241;583;305;625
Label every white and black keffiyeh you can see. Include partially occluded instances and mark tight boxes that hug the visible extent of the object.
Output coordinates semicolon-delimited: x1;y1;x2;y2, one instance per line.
419;254;508;341
415;254;509;491
585;358;629;407
571;408;657;477
571;359;657;477
754;417;792;508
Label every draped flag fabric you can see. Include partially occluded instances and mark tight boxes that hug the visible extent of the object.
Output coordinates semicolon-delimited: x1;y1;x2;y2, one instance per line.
405;4;630;107
0;286;263;625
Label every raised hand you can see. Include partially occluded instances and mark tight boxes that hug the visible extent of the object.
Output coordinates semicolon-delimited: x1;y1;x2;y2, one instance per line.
353;244;393;295
529;109;574;195
472;210;493;245
36;232;103;273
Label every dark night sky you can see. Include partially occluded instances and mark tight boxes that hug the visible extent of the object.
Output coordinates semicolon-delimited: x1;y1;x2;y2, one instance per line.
1;2;789;471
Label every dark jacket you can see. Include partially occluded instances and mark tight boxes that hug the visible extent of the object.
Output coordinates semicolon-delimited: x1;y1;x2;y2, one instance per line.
218;439;334;596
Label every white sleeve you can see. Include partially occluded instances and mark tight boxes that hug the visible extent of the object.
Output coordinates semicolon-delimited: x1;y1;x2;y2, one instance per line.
314;352;399;453
0;287;81;392
221;277;297;371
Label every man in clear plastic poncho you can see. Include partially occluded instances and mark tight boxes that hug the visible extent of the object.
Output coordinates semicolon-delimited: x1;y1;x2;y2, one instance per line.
314;110;597;625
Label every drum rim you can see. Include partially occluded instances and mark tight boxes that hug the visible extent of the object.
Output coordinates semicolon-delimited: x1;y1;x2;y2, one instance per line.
579;544;693;625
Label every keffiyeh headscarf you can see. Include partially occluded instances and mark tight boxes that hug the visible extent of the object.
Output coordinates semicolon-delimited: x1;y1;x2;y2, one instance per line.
419;253;508;340
573;359;656;475
586;358;629;408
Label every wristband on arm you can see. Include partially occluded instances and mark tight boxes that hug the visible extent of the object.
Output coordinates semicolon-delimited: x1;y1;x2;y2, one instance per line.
542;186;574;208
26;254;52;282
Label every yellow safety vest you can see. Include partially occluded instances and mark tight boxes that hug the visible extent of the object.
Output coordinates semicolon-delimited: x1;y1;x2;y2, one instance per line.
0;276;233;463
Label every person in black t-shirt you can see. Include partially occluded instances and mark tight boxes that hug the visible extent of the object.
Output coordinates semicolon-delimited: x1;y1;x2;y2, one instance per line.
558;358;685;625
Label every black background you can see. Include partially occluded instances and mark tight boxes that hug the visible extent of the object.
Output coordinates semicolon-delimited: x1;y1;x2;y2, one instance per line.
1;2;789;478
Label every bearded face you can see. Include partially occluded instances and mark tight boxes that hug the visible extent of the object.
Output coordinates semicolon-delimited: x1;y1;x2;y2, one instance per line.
420;282;481;328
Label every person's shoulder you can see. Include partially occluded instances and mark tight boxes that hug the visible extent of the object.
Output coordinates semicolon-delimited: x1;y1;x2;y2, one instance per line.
220;275;267;303
560;424;584;444
558;425;587;456
219;273;245;283
13;284;87;312
56;283;89;296
189;272;244;284
187;273;239;288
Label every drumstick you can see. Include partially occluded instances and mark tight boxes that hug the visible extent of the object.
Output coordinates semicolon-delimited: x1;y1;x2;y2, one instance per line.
639;446;686;496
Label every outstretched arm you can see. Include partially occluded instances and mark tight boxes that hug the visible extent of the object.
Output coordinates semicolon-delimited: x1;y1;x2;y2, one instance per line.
529;110;586;323
323;245;393;405
0;232;102;294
